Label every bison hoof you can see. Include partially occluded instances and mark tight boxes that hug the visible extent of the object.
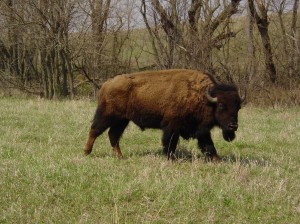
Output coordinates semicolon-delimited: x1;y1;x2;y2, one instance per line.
114;152;124;159
84;149;92;155
213;155;222;163
167;152;176;161
205;155;222;163
113;148;124;159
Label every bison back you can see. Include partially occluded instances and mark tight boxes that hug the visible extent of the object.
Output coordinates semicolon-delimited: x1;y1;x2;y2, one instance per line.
98;69;213;128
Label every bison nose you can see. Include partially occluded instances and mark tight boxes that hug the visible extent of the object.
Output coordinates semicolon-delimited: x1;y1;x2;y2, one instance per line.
228;123;238;131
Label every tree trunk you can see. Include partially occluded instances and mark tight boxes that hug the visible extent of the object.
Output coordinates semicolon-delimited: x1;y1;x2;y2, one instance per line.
257;20;277;83
62;49;75;99
246;2;256;85
248;0;277;83
40;50;49;99
290;0;299;83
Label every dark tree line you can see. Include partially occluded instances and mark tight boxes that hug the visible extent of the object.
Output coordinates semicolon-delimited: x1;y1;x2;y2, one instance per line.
0;0;299;101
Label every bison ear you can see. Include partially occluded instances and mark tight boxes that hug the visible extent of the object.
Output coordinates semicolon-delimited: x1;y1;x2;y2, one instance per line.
206;87;218;103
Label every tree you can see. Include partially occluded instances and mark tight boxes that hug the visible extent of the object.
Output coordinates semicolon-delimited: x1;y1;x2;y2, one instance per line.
0;0;77;98
272;0;299;84
0;0;298;101
248;0;277;83
290;0;300;83
246;0;257;86
76;0;135;97
141;0;241;73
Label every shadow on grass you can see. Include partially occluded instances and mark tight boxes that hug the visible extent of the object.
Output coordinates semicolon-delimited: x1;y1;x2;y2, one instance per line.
133;147;271;167
221;154;271;167
87;147;271;167
125;146;198;159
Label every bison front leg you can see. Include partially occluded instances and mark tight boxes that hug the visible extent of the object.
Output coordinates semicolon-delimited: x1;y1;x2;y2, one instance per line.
162;129;180;160
197;133;221;162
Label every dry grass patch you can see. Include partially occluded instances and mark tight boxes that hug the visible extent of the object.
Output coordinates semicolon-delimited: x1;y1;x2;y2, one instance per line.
0;97;299;223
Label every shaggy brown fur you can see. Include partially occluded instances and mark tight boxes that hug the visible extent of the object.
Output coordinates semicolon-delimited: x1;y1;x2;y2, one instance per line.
84;69;242;160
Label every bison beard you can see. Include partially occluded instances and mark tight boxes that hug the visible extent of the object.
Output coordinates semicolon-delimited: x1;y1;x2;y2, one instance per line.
84;69;242;161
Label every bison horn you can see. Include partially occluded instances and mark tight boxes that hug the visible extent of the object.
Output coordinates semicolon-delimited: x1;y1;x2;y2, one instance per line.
206;88;218;103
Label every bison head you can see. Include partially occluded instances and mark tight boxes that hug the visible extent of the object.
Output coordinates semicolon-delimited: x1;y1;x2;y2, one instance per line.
206;85;242;142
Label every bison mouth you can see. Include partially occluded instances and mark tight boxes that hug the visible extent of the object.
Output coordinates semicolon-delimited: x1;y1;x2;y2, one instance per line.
222;123;238;142
222;130;236;142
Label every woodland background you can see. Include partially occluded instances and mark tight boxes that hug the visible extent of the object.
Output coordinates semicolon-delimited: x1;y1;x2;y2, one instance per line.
0;0;299;106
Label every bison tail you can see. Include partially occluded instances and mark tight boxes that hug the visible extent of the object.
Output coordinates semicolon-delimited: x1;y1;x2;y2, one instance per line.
91;107;102;127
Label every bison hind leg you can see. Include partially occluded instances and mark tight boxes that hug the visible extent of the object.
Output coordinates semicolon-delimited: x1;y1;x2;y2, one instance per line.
108;119;129;158
84;108;110;155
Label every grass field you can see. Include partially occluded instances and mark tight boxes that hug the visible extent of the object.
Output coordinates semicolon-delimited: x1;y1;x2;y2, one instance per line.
0;97;299;223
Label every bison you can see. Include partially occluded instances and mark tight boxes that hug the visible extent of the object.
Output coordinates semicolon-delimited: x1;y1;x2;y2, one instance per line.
84;69;242;161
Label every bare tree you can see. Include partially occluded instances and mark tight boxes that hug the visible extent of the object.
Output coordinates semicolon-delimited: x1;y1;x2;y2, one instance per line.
0;0;78;98
76;0;135;97
290;0;300;83
248;0;277;83
140;0;241;73
32;0;77;98
246;0;256;86
0;0;298;102
0;0;40;94
263;0;300;85
286;0;300;84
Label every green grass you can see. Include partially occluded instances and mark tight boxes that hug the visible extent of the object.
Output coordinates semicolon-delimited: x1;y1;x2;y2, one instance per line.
0;97;299;223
